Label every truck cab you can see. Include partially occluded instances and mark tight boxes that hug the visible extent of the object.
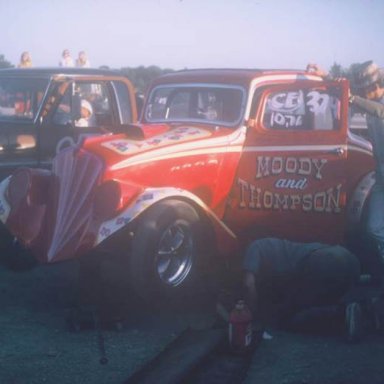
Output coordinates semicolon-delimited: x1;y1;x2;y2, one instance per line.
0;68;137;180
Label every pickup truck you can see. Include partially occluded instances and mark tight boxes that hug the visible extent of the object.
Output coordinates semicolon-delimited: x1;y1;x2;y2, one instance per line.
0;68;137;180
0;68;375;299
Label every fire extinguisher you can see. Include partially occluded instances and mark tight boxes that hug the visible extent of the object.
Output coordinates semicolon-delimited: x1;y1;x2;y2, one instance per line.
228;299;253;353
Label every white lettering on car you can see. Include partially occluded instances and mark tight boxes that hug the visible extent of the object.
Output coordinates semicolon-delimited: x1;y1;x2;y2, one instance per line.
256;156;328;180
237;178;342;213
275;178;308;190
239;155;343;213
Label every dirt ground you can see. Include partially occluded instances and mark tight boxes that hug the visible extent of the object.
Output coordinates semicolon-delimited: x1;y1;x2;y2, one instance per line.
245;324;384;384
1;259;384;384
0;261;217;384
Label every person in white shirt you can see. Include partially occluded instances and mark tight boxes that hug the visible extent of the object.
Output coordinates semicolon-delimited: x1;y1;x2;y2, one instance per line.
76;51;90;68
59;49;74;67
76;99;96;127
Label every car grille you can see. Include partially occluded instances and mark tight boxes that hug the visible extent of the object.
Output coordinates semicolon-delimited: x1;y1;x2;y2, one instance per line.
46;147;103;262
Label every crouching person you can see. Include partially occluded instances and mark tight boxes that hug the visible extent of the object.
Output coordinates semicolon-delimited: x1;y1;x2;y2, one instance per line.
243;238;362;341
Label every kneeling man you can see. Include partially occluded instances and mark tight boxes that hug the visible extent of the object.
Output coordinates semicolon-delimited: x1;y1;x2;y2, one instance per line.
243;238;361;340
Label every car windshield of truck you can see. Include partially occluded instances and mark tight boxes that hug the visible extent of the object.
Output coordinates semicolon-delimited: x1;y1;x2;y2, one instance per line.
0;78;49;122
145;84;245;126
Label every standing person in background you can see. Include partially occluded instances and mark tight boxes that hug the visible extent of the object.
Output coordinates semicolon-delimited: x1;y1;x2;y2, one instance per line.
307;61;384;281
59;49;74;67
76;51;90;68
18;51;32;68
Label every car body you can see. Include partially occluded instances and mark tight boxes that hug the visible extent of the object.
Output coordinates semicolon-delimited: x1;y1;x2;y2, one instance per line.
0;68;376;298
0;67;137;180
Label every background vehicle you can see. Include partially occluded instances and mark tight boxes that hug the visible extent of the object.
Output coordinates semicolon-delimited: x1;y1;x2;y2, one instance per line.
0;68;137;180
0;68;375;299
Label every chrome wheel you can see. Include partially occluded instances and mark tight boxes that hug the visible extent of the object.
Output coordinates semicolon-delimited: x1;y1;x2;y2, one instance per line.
156;222;194;287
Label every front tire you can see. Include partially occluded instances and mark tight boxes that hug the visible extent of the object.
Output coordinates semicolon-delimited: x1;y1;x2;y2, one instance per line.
129;199;208;300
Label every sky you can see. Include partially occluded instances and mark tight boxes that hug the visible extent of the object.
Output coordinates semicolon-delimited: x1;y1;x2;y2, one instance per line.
1;0;383;71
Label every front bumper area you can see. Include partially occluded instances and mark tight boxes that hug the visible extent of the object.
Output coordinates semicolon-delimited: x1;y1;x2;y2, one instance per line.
0;147;104;264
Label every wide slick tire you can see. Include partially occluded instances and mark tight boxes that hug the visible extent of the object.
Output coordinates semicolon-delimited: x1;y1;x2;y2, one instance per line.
129;199;208;300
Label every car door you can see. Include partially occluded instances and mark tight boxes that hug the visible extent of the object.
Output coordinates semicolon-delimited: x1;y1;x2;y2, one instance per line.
2;119;38;177
38;80;100;162
0;126;11;180
0;76;49;179
38;77;136;164
224;79;350;244
0;74;137;178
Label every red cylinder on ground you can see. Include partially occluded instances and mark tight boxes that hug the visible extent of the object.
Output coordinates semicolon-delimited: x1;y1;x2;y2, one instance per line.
228;300;253;352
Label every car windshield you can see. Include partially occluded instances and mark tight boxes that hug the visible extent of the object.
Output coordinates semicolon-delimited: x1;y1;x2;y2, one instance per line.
0;77;50;122
145;84;245;126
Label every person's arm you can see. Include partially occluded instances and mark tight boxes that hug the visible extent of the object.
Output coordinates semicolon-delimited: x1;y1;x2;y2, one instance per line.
350;96;384;119
306;63;333;80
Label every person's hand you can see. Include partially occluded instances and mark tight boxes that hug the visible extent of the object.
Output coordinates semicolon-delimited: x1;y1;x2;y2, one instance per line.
306;63;328;78
348;88;356;104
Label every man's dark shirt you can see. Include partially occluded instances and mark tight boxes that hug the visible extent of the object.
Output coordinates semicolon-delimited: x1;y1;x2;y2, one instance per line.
243;238;325;281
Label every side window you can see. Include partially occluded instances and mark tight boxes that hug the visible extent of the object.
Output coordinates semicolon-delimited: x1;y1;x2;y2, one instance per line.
52;82;113;127
77;82;111;127
0;78;48;121
262;87;340;131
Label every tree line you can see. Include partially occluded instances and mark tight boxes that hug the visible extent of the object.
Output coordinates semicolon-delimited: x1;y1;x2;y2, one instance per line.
0;53;174;94
327;62;360;80
0;53;361;94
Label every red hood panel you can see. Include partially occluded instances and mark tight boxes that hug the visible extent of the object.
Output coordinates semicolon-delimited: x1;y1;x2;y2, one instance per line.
100;126;212;157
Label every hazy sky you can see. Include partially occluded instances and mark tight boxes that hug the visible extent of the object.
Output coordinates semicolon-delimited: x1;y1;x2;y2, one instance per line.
1;0;383;70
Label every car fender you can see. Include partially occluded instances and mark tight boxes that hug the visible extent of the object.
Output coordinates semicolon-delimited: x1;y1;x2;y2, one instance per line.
96;187;238;256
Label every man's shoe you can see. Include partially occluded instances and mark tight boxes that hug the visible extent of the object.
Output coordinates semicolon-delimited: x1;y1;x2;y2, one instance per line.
345;302;363;342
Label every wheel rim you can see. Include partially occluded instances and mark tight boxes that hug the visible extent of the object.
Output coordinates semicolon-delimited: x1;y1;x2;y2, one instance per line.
156;222;194;287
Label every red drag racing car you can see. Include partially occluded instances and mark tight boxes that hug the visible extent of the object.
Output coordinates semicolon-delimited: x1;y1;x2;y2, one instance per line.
0;69;375;298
